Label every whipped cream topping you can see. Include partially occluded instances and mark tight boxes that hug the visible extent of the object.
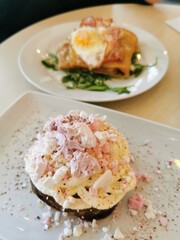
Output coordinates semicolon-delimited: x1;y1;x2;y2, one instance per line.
25;110;136;210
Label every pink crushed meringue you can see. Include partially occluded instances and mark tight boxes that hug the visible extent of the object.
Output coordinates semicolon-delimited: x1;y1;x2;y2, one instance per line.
70;151;101;177
128;194;144;210
136;172;151;183
159;216;168;227
30;110;121;179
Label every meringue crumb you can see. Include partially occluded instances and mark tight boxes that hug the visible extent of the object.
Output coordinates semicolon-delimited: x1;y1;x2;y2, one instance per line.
130;154;135;163
159;216;168;227
144;200;156;219
73;224;83;237
17;204;25;211
92;219;98;228
83;221;90;228
101;233;112;240
44;224;49;230
102;226;109;233
129;209;138;216
64;219;71;228
157;210;162;215
63;227;72;237
142;139;150;145
114;227;124;239
54;211;61;223
130;226;139;235
21;182;28;188
62;212;68;217
156;169;162;175
42;210;52;219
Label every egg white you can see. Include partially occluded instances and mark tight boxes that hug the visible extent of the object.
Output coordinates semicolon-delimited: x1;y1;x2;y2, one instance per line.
71;26;107;69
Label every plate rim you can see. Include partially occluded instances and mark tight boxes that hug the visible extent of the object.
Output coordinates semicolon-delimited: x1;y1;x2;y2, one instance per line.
1;90;179;133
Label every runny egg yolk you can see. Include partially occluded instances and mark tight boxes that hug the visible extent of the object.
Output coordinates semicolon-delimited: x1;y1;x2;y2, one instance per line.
74;30;94;47
71;26;107;69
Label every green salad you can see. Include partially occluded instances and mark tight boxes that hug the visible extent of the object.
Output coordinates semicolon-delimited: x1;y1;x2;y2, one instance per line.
42;52;157;95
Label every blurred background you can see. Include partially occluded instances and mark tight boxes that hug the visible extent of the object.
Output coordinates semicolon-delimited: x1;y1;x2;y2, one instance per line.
0;0;179;43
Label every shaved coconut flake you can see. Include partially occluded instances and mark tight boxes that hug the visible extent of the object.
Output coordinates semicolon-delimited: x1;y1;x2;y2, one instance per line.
34;159;47;180
43;177;55;188
53;166;69;182
63;196;77;209
77;187;125;209
93;170;113;189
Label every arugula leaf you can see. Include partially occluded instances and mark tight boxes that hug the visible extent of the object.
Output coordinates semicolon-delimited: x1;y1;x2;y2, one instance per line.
109;86;131;94
131;54;158;77
62;70;132;94
131;51;141;64
41;53;58;70
62;70;109;90
41;52;157;94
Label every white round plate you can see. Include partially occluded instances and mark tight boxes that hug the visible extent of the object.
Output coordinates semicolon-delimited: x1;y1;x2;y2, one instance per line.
18;21;169;102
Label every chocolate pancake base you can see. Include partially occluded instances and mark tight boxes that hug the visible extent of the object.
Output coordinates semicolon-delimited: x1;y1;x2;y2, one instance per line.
31;180;117;221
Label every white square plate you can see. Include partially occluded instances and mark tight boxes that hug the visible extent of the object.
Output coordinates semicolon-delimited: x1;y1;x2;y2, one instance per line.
0;91;179;240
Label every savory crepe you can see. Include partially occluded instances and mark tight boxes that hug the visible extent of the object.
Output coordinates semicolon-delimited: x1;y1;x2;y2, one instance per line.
57;17;138;77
